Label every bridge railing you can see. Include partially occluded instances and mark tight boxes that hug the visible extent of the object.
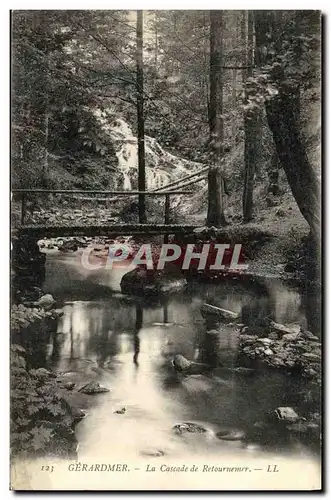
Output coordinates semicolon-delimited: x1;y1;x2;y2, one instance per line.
153;166;209;193
11;188;194;227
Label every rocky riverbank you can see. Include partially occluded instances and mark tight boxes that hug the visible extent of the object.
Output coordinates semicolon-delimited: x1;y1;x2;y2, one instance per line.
11;341;110;460
197;302;321;384
10;292;110;460
238;322;321;383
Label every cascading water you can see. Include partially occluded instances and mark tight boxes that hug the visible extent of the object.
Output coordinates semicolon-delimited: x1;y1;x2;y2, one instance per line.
116;140;135;191
92;107;204;192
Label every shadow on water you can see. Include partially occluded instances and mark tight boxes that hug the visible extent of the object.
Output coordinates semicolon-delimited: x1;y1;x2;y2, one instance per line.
32;252;320;460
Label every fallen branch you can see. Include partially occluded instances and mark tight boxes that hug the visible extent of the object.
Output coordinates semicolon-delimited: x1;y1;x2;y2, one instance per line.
201;303;240;320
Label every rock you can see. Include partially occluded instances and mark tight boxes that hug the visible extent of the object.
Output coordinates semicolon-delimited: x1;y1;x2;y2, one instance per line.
256;338;273;345
172;354;191;372
264;348;274;356
72;408;88;422
301;330;320;341
240;335;258;344
216;429;245;441
121;266;186;296
269;321;300;336
302;352;320;361
271;357;285;367
282;332;300;342
173;422;207;435
172;355;211;375
273;407;300;423
36;294;56;309
295;342;309;351
30;368;57;380
308;335;320;342
114;407;126;415
201;303;240;320
78;381;110;395
140;449;165;457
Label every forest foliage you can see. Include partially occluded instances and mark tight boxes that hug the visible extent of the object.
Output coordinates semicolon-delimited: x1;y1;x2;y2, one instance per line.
11;10;321;231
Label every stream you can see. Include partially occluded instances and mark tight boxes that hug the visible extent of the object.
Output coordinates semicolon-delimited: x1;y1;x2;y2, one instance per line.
33;249;320;468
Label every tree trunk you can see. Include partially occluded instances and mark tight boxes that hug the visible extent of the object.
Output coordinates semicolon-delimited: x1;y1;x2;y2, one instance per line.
154;13;158;70
231;68;237;142
265;92;320;243
207;10;226;227
254;10;321;245
44;111;49;176
207;167;224;227
242;11;258;223
136;10;147;223
267;148;280;195
231;11;240;143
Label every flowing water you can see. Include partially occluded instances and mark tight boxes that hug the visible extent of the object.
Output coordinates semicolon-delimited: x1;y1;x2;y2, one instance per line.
92;109;204;191
35;249;321;471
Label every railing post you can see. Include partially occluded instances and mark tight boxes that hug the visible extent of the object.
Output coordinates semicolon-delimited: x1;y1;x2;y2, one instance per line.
164;193;170;244
21;193;26;225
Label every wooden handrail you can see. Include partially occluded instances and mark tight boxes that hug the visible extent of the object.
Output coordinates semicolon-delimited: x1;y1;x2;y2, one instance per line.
11;189;192;196
162;174;207;192
13;188;195;225
153;166;209;192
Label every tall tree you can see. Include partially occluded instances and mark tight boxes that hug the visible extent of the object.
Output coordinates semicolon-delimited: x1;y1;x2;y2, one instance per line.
242;11;258;222
207;10;226;227
254;10;321;245
136;10;146;223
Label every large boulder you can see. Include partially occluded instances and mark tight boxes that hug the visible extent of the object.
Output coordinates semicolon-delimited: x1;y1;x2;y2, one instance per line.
36;294;56;309
120;266;187;296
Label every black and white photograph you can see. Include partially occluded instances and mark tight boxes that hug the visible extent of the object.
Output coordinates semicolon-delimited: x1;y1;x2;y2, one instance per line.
10;9;322;490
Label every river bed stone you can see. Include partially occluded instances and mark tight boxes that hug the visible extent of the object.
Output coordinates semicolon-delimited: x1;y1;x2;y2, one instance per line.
78;381;110;395
238;322;321;381
173;422;208;435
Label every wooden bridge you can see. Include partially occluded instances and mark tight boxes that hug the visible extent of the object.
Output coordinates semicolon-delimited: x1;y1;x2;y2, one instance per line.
12;166;209;240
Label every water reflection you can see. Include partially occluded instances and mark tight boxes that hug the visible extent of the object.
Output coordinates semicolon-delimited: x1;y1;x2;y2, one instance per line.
41;254;319;461
133;305;142;366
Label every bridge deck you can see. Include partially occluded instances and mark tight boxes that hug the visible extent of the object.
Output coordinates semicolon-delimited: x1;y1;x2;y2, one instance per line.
13;224;199;238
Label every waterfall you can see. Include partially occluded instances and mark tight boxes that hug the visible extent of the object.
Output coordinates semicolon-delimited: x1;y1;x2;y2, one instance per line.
115;140;136;191
91;107;204;191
